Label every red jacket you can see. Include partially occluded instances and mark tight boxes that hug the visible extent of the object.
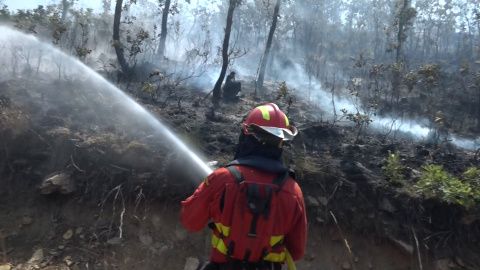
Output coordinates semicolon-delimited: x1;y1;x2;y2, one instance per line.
181;165;307;263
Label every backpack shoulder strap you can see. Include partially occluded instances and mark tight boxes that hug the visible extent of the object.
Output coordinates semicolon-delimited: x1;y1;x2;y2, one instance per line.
225;165;245;184
226;164;290;191
272;171;289;194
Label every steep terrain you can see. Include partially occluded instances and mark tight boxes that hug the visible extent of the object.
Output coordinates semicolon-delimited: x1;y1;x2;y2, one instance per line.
0;75;479;270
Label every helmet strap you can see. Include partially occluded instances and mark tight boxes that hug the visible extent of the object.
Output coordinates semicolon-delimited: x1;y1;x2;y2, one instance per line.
234;132;283;161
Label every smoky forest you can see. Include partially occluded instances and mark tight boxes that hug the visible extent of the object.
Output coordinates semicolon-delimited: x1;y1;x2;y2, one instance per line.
0;0;480;270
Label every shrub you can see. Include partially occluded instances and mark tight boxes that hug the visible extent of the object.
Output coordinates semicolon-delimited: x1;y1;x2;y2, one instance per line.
382;150;406;185
415;165;475;209
463;166;480;196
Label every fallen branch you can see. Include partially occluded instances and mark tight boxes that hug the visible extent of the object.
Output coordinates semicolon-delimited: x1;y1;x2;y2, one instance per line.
109;164;130;172
107;185;122;242
118;191;125;239
411;223;423;270
330;211;356;270
70;155;84;173
28;128;51;149
202;88;214;102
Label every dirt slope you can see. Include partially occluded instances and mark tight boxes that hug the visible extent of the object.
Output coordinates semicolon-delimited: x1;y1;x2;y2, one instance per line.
1;77;479;270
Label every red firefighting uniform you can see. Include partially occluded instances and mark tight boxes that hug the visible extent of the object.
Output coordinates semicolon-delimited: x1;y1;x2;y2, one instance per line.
181;165;307;264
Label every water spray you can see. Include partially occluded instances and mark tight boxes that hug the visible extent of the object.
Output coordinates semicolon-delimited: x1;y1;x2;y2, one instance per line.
0;26;213;182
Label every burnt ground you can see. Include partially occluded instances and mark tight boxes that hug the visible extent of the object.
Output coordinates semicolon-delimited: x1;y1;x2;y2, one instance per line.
0;75;480;270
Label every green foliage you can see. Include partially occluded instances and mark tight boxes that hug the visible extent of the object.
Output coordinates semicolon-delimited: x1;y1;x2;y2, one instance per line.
393;0;417;43
276;81;289;100
463;166;480;196
418;64;440;89
460;60;471;75
276;81;295;115
415;165;478;210
141;82;156;97
0;5;10;21
340;108;373;128
403;71;417;91
74;46;92;60
48;12;67;45
382;150;406;184
127;27;150;60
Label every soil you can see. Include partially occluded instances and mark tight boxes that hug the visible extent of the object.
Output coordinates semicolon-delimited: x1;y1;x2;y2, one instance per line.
1;75;479;270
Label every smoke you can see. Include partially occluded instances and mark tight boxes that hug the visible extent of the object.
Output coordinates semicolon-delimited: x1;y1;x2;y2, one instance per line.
232;57;480;151
124;0;480;152
3;0;478;154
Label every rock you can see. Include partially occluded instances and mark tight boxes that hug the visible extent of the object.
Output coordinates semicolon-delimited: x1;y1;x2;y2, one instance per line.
63;229;73;240
354;256;359;262
65;258;74;267
340;160;370;182
435;259;450;270
69;263;81;270
48;249;59;256
58;245;65;250
388;237;413;254
21;217;33;225
40;262;48;268
407;167;422;181
341;159;363;174
153;242;170;253
379;197;397;213
184;257;199;270
217;134;233;144
151;214;163;229
454;256;465;267
75;227;83;235
39;172;76;194
43;266;69;270
342;261;351;269
28;249;44;264
305;196;320;207
0;264;12;270
416;146;430;157
106;237;124;245
175;226;188;241
139;234;153;246
318;196;328;206
380;144;395;154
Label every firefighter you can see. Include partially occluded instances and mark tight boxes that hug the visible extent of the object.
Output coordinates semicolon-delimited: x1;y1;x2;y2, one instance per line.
181;103;307;270
223;71;242;100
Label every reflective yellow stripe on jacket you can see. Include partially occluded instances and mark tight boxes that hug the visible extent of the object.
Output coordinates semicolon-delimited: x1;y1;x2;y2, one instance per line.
211;224;286;263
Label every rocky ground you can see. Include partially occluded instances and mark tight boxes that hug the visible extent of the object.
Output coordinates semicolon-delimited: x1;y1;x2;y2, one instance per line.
0;74;479;270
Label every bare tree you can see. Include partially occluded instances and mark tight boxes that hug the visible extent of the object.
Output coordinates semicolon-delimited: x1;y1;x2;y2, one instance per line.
156;0;172;60
256;0;281;94
113;0;129;74
61;0;71;21
212;0;241;102
395;0;416;62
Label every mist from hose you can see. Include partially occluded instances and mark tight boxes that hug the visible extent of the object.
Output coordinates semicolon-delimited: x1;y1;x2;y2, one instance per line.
0;26;213;181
